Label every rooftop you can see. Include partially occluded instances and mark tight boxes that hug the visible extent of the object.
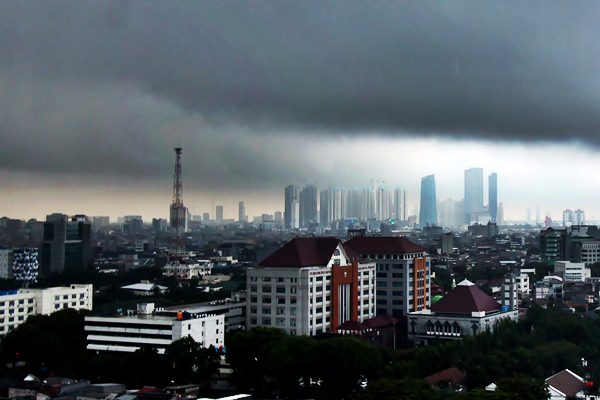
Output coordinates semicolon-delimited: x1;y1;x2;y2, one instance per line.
344;236;425;255
430;279;501;314
546;369;586;397
258;237;343;267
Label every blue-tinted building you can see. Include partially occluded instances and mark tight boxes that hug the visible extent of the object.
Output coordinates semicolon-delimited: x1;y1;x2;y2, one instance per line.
489;173;498;223
419;175;437;226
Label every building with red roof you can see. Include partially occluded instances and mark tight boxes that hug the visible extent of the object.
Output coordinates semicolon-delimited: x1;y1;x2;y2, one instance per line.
247;237;376;336
344;236;430;317
407;279;518;345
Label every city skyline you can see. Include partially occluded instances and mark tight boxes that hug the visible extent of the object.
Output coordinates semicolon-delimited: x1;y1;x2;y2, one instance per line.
3;2;600;221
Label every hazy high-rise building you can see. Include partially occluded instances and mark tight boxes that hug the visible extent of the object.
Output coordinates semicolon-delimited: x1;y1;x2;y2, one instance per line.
393;188;407;221
284;185;299;229
464;168;484;223
216;205;224;224
41;213;92;276
488;173;498;223
202;213;210;223
319;189;331;227
575;209;585;225
291;200;300;229
439;198;464;228
152;218;167;232
238;201;245;224
498;202;504;225
299;185;318;228
419;175;437;226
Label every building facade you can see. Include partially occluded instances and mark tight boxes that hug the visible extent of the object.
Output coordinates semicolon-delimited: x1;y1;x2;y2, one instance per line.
344;236;430;318
464;168;484;224
0;284;93;337
408;280;518;345
41;214;92;276
246;237;376;336
84;303;224;354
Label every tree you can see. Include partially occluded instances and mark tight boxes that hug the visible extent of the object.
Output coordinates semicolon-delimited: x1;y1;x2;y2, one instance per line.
165;337;220;385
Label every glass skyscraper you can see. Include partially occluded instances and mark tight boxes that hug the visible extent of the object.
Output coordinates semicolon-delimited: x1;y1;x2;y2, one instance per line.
489;173;498;223
464;168;484;223
419;175;437;226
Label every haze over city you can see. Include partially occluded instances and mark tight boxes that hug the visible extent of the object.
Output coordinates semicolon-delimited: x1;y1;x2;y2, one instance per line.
2;1;600;220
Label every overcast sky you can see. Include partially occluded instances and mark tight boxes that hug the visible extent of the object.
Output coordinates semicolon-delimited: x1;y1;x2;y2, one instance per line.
2;1;600;221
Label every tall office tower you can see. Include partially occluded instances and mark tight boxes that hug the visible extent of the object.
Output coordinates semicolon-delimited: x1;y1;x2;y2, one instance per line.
574;209;585;225
274;211;283;226
202;213;210;223
299;185;318;228
464;168;484;224
12;248;39;285
92;216;110;232
216;205;224;224
535;206;541;224
169;147;188;235
329;189;345;222
439;198;461;228
238;201;245;224
498;202;504;225
562;209;574;227
419;175;437;226
527;207;532;223
488;173;498;223
41;214;92;276
152;218;167;232
291;200;300;229
394;188;407;221
319;189;331;227
284;185;299;229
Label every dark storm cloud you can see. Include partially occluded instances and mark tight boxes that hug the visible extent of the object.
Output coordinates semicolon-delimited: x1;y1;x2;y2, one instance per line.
2;1;600;184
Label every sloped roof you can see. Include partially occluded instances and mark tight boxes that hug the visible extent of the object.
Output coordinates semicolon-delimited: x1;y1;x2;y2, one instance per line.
430;279;501;314
258;237;342;267
425;367;466;386
344;236;425;255
337;320;366;332
546;369;586;397
363;315;399;329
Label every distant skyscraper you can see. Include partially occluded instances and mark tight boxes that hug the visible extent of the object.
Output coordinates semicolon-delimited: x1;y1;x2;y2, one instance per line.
393;188;407;221
291;200;300;229
319;189;331;227
238;201;245;224
216;205;224;224
419;175;437;226
498;202;504;225
488;173;498;223
464;168;483;224
202;213;210;223
299;185;318;228
575;209;585;225
284;185;298;229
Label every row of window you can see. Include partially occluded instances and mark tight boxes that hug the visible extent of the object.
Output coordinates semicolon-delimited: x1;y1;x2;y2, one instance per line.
0;298;34;307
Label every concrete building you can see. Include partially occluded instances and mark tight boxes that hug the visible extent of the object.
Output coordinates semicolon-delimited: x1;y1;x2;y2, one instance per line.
163;298;245;332
0;284;93;337
41;214;92;276
407;279;518;345
238;201;245;224
540;228;567;264
489;173;498;223
299;185;318;228
0;249;11;279
284;185;299;229
84;303;224;354
246;237;376;336
535;275;564;301
344;236;430;318
152;218;168;233
554;261;591;282
11;248;40;284
216;205;224;224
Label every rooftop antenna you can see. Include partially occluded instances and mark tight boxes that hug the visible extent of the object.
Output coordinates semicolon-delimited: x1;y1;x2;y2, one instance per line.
170;147;186;254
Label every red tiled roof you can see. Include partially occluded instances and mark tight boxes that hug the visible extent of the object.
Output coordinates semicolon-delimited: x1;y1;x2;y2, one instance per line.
258;237;342;267
546;369;586;397
363;315;399;329
344;236;425;255
430;280;501;314
425;367;466;386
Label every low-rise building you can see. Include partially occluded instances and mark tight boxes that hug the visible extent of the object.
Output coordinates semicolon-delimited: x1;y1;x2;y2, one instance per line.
162;261;212;280
554;261;591;282
0;284;93;337
84;303;224;354
120;282;168;296
546;369;587;400
407;279;518;345
163;298;245;332
535;275;564;301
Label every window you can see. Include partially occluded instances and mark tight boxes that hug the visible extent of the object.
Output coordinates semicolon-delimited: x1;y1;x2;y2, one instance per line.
392;291;403;296
277;297;286;304
262;277;271;282
277;277;284;282
262;286;272;293
276;286;286;294
262;308;271;314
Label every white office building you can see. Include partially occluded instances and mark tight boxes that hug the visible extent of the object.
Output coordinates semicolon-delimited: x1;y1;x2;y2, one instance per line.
247;237;376;336
84;303;224;354
0;284;93;337
554;261;591;282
